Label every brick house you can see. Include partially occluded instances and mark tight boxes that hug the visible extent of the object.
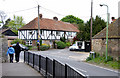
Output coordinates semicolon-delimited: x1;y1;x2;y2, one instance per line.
18;14;79;47
92;17;120;60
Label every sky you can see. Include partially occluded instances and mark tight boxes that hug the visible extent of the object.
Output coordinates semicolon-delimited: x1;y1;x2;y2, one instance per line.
0;0;120;24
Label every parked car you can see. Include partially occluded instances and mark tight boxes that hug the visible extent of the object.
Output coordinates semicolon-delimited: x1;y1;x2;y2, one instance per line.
12;44;29;51
69;41;85;51
69;44;79;51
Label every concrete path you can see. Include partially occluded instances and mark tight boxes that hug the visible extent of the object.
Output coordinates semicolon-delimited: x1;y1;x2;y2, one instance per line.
2;62;43;77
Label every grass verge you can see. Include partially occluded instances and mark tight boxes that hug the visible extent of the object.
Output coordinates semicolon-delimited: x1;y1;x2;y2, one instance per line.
86;53;120;69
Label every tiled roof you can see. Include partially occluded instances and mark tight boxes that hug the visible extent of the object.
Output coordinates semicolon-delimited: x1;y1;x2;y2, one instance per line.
93;18;120;39
19;17;79;32
0;28;10;34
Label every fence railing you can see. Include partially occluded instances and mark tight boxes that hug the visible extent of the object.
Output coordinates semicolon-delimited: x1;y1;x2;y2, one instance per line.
24;51;87;78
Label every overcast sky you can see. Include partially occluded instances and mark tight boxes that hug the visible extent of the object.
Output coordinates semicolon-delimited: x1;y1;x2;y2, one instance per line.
0;0;120;24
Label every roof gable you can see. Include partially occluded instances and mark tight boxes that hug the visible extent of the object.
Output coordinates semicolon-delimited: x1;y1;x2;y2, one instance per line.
1;28;18;36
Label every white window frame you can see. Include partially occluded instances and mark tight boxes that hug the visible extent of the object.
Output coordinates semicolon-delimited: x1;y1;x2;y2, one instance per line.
26;40;32;46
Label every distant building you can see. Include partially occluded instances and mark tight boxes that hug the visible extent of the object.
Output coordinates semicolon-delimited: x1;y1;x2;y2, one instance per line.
92;17;120;60
18;14;79;47
0;28;18;46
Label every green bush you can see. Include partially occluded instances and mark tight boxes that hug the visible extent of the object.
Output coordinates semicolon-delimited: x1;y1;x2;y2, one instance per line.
40;45;50;51
56;41;66;49
66;42;71;47
104;56;113;63
86;57;92;61
95;52;100;58
60;37;66;42
40;39;42;46
26;45;33;50
11;39;25;45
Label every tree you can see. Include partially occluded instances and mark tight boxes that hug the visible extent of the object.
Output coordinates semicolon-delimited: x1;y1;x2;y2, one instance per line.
7;15;25;34
61;15;84;24
79;15;106;41
0;10;7;27
61;15;106;41
2;18;11;29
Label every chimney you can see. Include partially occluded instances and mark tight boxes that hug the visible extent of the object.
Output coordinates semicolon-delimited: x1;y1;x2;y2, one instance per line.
111;17;115;22
39;14;42;19
53;17;58;21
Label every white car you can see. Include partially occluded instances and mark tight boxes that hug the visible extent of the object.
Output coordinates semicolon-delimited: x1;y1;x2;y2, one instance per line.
69;41;85;51
69;44;79;51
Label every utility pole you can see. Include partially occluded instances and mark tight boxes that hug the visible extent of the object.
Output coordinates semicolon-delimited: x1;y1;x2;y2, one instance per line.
38;5;40;40
37;5;40;51
90;0;93;51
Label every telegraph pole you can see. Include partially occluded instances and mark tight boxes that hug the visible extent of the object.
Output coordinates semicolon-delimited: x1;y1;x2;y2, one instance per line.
90;0;93;51
38;5;40;40
37;5;40;50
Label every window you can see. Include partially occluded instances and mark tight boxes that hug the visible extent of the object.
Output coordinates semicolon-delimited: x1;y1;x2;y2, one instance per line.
56;31;60;36
26;40;32;46
40;30;44;35
68;32;72;36
29;31;32;35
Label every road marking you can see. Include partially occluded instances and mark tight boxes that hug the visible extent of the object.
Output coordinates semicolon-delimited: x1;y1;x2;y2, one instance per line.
84;62;120;74
76;68;87;73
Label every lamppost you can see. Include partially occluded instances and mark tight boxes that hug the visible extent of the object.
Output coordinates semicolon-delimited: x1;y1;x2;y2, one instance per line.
100;4;109;60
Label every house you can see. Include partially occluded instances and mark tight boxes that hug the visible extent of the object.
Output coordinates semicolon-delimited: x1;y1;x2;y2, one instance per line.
92;17;120;60
18;14;79;47
0;28;18;46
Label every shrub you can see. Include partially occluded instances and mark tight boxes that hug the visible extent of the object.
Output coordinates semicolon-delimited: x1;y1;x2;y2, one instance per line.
40;39;42;46
40;45;50;51
66;42;71;47
86;57;92;61
104;56;113;63
56;41;66;49
42;43;48;46
26;45;33;50
11;39;25;45
60;37;66;42
95;52;100;58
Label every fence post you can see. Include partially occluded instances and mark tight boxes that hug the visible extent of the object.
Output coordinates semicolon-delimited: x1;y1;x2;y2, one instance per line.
65;64;67;78
46;57;48;78
53;59;55;78
28;52;29;65
33;53;35;68
39;55;41;72
24;51;25;63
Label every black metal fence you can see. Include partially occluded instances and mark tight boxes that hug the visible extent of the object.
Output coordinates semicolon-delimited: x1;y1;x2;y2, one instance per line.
24;51;87;78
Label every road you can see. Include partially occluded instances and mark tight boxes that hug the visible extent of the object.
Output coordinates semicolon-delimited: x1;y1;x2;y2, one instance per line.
22;49;119;78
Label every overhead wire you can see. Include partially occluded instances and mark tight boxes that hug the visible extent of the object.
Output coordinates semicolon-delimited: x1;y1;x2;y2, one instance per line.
5;6;37;14
5;5;108;19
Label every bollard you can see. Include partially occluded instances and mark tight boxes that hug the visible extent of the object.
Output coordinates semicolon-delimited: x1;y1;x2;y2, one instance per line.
90;51;95;58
